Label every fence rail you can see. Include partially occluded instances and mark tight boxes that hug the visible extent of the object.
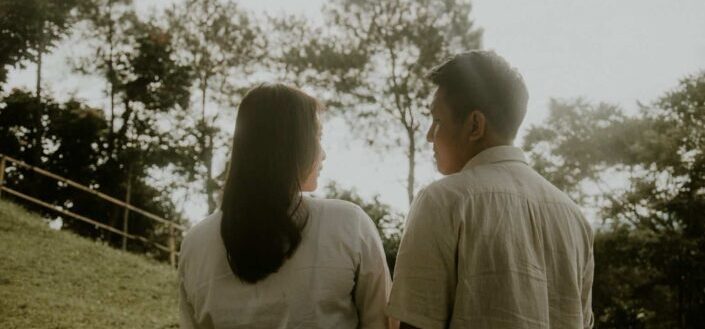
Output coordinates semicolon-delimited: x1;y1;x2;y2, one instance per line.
0;154;183;266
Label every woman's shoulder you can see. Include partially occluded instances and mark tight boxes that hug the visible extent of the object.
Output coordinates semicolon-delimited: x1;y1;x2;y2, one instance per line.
304;196;368;220
304;196;378;238
181;211;222;252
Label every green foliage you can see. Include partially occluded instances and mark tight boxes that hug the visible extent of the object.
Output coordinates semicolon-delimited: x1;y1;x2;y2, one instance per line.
74;0;134;82
524;72;705;328
322;182;403;272
0;0;80;85
523;99;643;202
2;1;195;256
0;89;185;259
0;0;41;83
166;0;266;213
122;22;192;113
167;0;265;107
593;227;680;328
73;0;136;154
114;19;194;171
64;1;198;254
0;200;178;328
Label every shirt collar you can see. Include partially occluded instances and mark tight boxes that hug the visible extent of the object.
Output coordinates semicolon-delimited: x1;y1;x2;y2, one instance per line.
462;145;529;171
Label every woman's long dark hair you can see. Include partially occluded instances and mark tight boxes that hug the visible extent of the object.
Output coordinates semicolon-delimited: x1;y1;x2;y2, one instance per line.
220;84;320;283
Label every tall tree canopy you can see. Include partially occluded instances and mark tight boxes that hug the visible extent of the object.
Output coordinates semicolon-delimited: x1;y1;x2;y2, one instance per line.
276;0;482;203
0;0;80;90
166;0;266;213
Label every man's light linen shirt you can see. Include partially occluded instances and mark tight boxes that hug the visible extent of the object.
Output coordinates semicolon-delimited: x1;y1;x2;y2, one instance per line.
387;146;594;329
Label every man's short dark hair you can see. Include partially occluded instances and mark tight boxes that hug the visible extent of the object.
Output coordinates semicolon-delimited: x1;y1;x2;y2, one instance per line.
428;50;529;140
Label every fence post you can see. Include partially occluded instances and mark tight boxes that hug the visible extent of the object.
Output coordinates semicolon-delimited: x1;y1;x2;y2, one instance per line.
121;167;132;251
0;155;5;199
169;224;176;267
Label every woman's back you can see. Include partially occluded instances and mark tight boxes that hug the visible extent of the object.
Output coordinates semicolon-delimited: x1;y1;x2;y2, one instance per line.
178;197;391;329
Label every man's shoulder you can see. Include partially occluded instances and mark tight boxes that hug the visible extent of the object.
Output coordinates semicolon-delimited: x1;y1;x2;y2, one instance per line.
419;169;492;205
422;163;580;207
516;166;581;206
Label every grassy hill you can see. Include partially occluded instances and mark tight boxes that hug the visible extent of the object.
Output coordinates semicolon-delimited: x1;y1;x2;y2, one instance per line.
0;199;179;328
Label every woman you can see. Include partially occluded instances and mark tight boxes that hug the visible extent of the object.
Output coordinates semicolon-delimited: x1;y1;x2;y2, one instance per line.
178;84;392;329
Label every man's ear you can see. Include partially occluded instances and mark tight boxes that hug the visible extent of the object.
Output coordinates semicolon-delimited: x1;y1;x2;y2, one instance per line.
465;110;486;142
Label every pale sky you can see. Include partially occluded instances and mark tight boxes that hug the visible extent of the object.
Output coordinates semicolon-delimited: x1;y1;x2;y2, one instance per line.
6;0;705;224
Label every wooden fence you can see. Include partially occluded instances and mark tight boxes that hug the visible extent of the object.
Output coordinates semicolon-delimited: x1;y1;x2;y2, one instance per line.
0;154;185;267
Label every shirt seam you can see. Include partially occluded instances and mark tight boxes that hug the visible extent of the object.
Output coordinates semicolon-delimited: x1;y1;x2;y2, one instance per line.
454;189;578;207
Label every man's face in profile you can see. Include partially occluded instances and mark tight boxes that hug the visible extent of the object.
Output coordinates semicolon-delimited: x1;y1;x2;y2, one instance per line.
427;88;469;175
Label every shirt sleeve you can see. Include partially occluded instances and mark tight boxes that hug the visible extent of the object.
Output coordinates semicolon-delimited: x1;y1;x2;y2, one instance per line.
178;250;199;329
386;188;458;329
354;207;394;329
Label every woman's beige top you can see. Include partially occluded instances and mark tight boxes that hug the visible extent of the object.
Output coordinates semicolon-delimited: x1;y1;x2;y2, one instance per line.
179;196;392;329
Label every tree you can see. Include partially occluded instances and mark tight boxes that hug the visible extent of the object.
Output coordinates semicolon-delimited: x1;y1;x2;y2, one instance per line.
31;0;82;98
73;3;196;241
0;1;195;258
0;0;42;85
0;89;186;260
523;71;705;328
116;17;193;167
276;0;482;203
166;0;265;213
522;99;636;204
592;227;673;328
74;0;135;154
0;0;80;90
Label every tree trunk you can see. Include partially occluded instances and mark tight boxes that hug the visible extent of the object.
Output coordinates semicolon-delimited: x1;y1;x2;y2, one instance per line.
107;1;116;154
406;128;416;204
678;270;685;328
201;84;207;120
114;99;133;158
205;133;216;213
109;82;115;147
35;21;44;99
121;164;132;251
200;84;216;213
36;49;42;98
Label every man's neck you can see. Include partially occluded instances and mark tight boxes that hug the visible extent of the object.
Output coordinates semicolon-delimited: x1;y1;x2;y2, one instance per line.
468;137;512;162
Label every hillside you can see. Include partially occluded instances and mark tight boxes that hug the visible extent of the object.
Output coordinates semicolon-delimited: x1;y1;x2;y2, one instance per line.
0;200;179;328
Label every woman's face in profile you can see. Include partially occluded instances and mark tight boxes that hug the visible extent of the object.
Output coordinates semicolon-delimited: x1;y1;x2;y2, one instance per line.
301;123;325;192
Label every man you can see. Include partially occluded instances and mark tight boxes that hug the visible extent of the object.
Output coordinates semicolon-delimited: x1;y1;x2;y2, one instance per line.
386;51;594;329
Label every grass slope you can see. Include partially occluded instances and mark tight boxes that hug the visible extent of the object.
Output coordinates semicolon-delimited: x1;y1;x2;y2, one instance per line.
0;199;178;328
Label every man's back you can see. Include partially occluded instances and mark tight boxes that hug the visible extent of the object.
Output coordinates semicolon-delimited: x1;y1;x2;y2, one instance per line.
387;146;594;329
